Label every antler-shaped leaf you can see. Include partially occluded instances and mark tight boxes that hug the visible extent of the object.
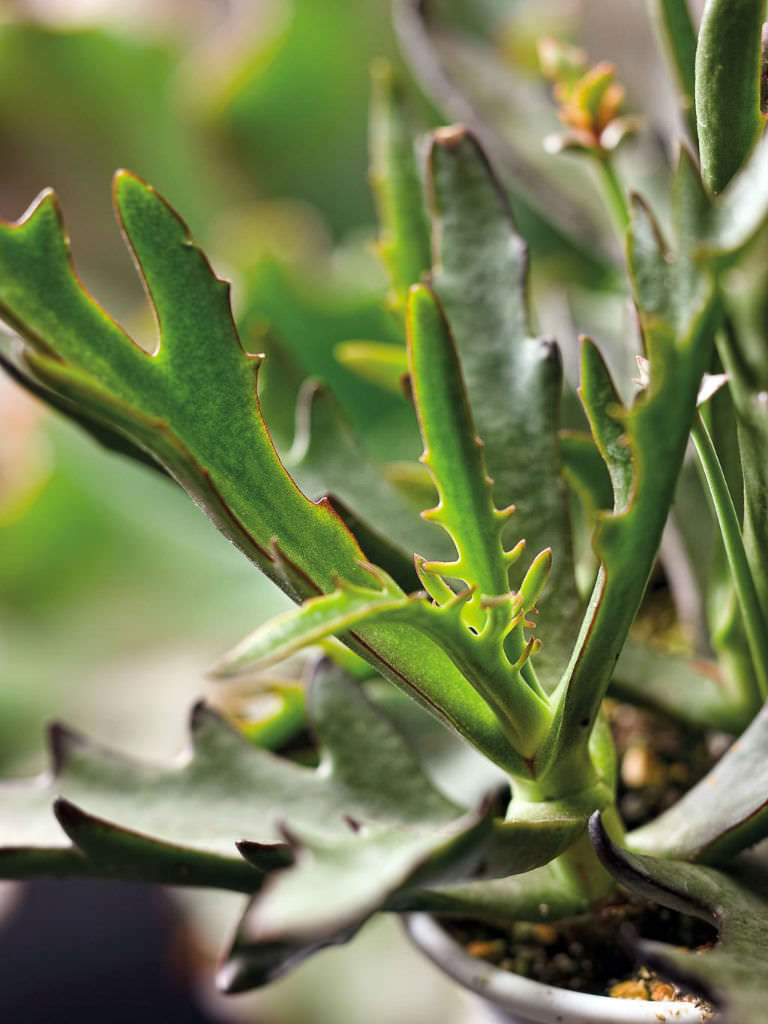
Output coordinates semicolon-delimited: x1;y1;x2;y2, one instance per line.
213;563;410;676
407;284;524;613
537;152;721;784
217;278;558;759
426;126;583;682
215;560;552;758
0;660;579;991
212;663;582;989
0;175;358;599
0;174;534;776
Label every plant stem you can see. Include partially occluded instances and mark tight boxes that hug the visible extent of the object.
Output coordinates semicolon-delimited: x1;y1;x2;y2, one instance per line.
550;807;623;905
594;153;630;240
692;412;768;702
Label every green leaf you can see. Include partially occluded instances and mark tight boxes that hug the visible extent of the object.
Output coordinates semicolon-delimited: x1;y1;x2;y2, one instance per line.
0;334;168;479
539;157;721;781
559;429;612;594
592;813;768;1023
222;796;590;992
559;430;613;514
696;369;761;712
578;338;633;512
0;706;279;891
229;811;491;952
611;642;754;734
0;662;467;888
213;662;584;989
323;495;420;595
647;0;698;145
223;809;589;990
691;412;768;706
426;126;583;682
393;0;616;287
702;136;768;258
369;60;432;311
695;0;764;195
6;659;577;988
628;697;768;862
214;562;552;761
407;283;522;612
334;340;409;395
407;860;592;925
284;378;444;561
212;564;410;677
218;280;560;761
0;175;526;775
712;309;768;662
0;176;360;599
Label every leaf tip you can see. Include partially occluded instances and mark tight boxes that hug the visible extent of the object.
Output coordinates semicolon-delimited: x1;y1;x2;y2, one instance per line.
111;167;151;208
190;699;221;733
52;796;92;835
216;957;251;995
47;722;83;773
432;124;469;149
237;839;293;871
7;186;62;232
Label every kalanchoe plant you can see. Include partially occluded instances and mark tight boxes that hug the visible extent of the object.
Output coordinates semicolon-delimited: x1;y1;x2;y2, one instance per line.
4;1;768;1018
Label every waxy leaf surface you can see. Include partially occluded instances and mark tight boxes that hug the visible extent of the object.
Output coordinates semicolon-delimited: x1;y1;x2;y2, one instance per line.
592;814;768;1024
427;127;582;683
0;174;527;773
539;156;720;779
628;697;768;862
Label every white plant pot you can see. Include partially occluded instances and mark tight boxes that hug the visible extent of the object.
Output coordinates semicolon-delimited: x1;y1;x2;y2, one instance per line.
405;913;710;1024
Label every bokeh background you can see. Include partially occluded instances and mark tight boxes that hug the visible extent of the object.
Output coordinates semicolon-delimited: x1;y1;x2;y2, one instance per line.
0;0;701;1020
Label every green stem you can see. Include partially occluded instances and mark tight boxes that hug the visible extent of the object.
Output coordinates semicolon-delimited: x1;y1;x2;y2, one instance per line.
692;412;768;703
594;154;630;240
550;807;623;905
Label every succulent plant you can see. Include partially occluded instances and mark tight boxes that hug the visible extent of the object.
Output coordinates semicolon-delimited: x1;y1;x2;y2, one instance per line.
4;0;768;1018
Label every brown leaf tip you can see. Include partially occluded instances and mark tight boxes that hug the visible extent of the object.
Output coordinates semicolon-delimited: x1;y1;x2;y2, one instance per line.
433;125;467;148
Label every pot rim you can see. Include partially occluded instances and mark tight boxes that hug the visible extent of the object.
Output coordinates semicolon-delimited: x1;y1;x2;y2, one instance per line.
405;913;710;1024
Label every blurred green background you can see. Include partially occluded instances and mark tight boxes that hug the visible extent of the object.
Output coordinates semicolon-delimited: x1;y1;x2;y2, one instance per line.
0;0;684;1020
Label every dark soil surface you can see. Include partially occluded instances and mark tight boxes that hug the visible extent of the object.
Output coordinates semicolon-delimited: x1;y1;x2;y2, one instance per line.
607;698;730;830
445;897;715;1006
